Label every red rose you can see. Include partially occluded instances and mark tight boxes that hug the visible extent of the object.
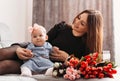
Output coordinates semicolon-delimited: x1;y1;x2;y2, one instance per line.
80;61;88;68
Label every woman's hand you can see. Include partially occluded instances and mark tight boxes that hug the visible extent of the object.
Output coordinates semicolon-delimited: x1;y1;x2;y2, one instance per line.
50;46;69;62
16;47;33;60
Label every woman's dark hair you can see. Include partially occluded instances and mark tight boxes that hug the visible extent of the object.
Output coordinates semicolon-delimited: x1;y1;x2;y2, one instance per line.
73;9;103;54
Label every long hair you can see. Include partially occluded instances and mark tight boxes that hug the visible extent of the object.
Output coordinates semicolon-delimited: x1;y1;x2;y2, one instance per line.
73;10;103;54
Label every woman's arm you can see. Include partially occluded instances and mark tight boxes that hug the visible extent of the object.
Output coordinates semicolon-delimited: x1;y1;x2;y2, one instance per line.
16;47;33;60
11;42;33;60
47;21;68;62
11;42;30;48
47;21;66;43
50;47;69;62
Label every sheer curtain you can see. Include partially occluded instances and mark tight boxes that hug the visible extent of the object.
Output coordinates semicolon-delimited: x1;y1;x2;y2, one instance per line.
113;0;120;66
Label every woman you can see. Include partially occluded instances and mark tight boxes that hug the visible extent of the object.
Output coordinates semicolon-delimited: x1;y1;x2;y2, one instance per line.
0;9;103;74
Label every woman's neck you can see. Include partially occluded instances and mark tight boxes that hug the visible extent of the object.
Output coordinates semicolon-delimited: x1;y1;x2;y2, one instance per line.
72;30;85;37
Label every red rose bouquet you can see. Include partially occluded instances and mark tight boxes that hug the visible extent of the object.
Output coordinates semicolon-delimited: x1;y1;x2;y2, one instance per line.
52;52;117;81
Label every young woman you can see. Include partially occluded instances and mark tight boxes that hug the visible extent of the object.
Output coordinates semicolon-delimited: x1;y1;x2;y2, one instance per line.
0;9;103;74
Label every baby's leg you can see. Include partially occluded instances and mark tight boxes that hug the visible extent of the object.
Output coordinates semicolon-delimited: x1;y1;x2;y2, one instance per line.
21;67;32;77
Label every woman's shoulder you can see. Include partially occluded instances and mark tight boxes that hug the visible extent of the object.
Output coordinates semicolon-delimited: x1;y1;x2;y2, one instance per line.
54;21;71;31
47;21;71;40
11;42;31;48
55;21;66;27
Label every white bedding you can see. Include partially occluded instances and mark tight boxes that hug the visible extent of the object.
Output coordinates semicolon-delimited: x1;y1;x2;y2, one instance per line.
0;67;119;81
0;74;119;81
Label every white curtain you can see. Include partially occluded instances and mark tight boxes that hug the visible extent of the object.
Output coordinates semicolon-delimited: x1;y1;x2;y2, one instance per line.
113;0;120;66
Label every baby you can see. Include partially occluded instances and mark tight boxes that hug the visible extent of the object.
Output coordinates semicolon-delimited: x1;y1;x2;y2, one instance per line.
20;23;54;76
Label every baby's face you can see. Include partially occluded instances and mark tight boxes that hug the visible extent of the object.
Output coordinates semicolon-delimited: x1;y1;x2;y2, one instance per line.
31;29;47;46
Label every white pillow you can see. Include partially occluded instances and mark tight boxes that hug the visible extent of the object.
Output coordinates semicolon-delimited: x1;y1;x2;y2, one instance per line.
0;22;13;48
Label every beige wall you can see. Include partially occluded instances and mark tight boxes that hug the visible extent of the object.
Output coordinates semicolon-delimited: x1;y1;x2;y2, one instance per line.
0;0;33;43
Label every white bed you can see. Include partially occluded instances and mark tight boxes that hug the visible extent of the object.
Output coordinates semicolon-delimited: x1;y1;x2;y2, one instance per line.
0;23;119;81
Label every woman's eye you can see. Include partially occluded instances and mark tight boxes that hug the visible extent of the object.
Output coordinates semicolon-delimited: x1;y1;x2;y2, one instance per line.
81;22;84;26
78;16;80;19
81;22;86;26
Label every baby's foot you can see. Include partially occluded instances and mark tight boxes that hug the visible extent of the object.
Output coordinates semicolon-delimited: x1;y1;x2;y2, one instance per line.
21;67;32;77
21;71;32;77
45;67;53;76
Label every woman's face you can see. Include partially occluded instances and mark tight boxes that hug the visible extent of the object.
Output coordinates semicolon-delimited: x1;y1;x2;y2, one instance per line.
72;13;88;36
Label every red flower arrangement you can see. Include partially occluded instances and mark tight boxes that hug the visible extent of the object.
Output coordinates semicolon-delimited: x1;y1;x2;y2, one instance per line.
52;52;117;81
